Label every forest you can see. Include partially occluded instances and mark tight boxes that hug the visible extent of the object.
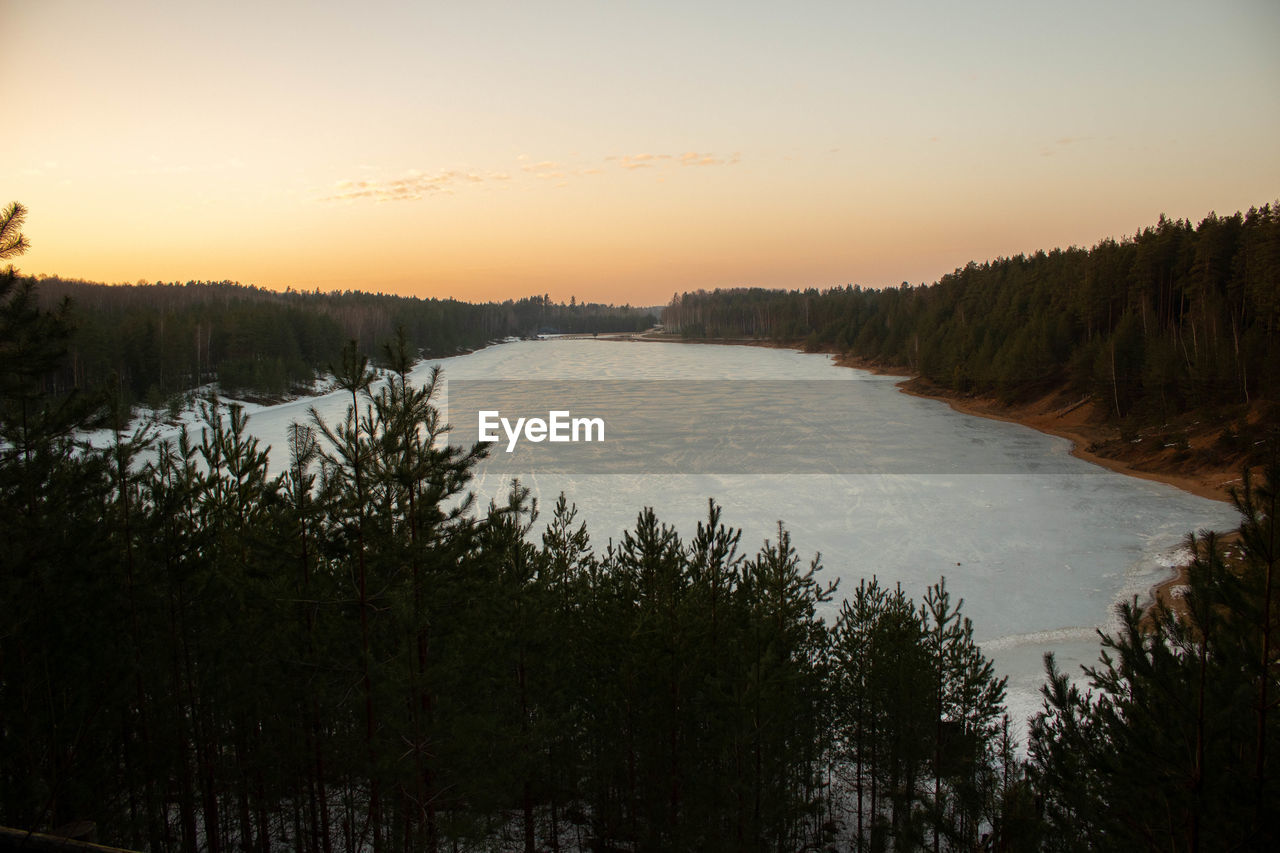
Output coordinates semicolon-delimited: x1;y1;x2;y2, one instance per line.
663;205;1280;431
23;272;654;407
2;200;1279;850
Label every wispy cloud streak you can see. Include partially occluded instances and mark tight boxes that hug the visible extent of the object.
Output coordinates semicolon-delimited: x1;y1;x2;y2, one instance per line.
322;169;509;202
323;150;741;202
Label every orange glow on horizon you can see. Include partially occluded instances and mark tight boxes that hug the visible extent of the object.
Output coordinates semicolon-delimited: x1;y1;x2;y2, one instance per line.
6;2;1278;306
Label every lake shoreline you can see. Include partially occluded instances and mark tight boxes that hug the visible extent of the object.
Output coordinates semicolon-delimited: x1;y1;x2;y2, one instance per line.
217;331;1232;620
618;332;1240;505
622;333;1245;615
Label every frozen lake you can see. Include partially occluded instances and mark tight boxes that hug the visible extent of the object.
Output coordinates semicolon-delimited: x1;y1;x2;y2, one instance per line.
137;339;1242;734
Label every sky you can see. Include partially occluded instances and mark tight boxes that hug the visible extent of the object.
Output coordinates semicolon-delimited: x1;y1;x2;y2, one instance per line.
4;0;1278;306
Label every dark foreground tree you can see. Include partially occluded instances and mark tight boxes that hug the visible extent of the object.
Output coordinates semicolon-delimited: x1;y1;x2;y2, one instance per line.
1028;453;1280;851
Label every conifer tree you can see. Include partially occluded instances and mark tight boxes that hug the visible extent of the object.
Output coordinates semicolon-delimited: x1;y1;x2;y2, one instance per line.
831;577;888;851
0;201;29;260
311;340;386;850
1028;464;1280;849
921;579;1007;849
737;523;836;850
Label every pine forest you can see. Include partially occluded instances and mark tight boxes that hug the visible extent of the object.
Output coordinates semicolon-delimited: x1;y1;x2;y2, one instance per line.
2;201;1278;851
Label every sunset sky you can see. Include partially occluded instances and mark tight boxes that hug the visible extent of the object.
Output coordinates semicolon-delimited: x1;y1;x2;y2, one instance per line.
5;0;1278;306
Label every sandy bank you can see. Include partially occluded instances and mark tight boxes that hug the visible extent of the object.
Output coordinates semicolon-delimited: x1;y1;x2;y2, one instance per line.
889;377;1239;505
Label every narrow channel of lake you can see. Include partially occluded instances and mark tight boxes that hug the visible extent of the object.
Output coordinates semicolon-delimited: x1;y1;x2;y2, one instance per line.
152;338;1242;735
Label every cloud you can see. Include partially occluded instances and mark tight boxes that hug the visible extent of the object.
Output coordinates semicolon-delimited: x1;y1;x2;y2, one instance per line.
519;160;572;180
322;169;474;202
678;151;732;167
1039;136;1093;158
322;149;743;202
613;151;740;171
322;158;562;202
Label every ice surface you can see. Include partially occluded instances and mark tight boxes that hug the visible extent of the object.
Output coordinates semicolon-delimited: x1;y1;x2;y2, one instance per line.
130;339;1241;735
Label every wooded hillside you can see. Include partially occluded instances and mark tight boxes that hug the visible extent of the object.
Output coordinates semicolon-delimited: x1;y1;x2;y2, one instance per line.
26;277;654;405
3;202;1278;850
664;205;1280;426
4;268;1277;850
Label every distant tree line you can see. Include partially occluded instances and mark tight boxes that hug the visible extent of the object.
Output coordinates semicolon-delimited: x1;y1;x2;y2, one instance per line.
3;263;1278;851
664;204;1280;423
23;276;654;405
